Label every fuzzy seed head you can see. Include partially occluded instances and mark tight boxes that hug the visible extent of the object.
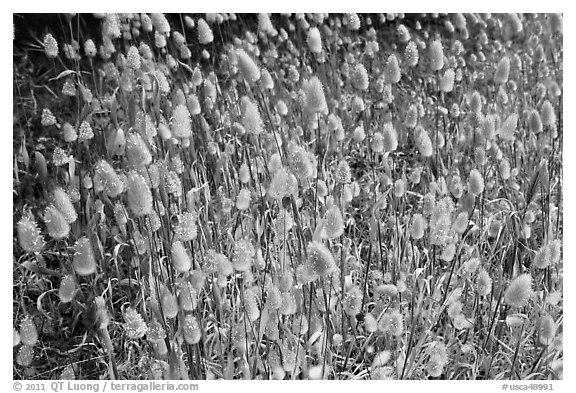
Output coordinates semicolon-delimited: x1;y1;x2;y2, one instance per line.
94;160;123;198
468;169;484;196
58;274;77;303
20;315;38;346
183;314;201;344
126;133;152;168
476;269;492;296
536;314;557;345
53;187;77;224
404;41;419;67
126;172;153;217
242;99;264;135
306;241;337;279
504;273;533;308
43;205;70;240
303;76;328;114
171;241;191;273
236;49;261;84
43;33;58;58
541;100;556;127
528;109;543;134
172;104;192;138
174;211;197;242
440;68;455;92
415;126;433;157
197;18;213;44
384;54;401;84
123;307;148;339
494;56;510;85
351;63;369;91
429;40;444;71
232;238;255;272
73;237;97;276
307;27;322;54
17;214;44;253
322;205;344;239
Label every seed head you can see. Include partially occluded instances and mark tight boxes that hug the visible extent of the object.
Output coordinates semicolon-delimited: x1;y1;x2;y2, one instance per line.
43;33;58;58
171;241;192;273
384;54;401;84
242;99;264;135
123;307;148;340
174;211;197;242
43;205;70;240
183;314;201;344
306;241;337;278
17;214;44;253
126;172;153;217
468;169;484;196
236;49;261;84
20;315;38;346
53;187;77;224
232;238;255;272
303;76;327;114
172;104;192;138
429;40;444;71
58;274;77;303
494;56;510;84
197;18;213;44
322;205;344;239
351;63;369;91
73;236;97;276
404;41;419;67
307;27;322;54
415;126;433;157
504;273;533;308
126;132;152;168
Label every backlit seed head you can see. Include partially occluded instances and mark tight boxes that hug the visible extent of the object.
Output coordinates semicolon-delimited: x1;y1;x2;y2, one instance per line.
174;211;197;242
17;214;44;253
382;123;398;152
467;169;484;196
470;91;482;114
384;54;401;84
197;18;213;44
476;269;492;296
73;237;97;276
43;33;58;58
493;56;510;84
126;172;153;217
44;205;70;240
346;13;361;30
172;104;192;138
41;108;57;126
499;114;518;141
126;132;152;168
306;241;337;278
94;160;123;198
232;187;250;210
528;109;543;134
307;27;322;54
533;243;552;269
404;41;419;67
504;273;533;308
536;314;557;345
232;238;255;272
322;205;344;239
236;49;261;84
415;126;433;157
20;315;38;346
439;68;455;92
429;40;444;71
53;187;77;224
303;76;327;114
171;241;192;273
242;99;264;135
123;307;148;340
343;286;363;316
78;121;94;141
410;214;427;240
183;314;201;344
334;160;352;184
541;100;556;126
377;309;404;337
351;63;369;91
58;274;77;303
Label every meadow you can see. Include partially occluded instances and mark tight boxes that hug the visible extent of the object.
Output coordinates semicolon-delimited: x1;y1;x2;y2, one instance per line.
12;13;563;380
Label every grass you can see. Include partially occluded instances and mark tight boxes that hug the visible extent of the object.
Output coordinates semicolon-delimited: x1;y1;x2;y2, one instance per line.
13;13;562;380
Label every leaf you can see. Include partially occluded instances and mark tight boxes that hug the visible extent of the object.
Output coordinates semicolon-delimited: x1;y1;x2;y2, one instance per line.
49;69;76;81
